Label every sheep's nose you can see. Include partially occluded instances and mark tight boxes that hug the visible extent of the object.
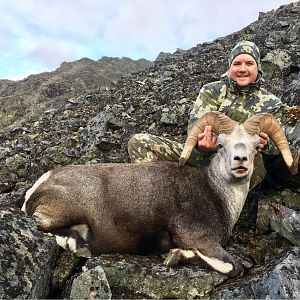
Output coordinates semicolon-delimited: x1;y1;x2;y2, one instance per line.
233;143;248;162
234;155;248;162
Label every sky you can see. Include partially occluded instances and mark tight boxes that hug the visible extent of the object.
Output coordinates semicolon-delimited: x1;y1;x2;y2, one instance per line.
0;0;295;81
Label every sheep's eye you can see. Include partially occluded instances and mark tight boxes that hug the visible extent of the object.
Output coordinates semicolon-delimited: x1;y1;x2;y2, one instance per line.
217;144;223;149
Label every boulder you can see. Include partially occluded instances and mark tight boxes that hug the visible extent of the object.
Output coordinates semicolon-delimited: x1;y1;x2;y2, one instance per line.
210;247;300;299
0;209;59;299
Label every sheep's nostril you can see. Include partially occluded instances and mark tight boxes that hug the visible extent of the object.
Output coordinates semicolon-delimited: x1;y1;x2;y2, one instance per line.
234;156;248;162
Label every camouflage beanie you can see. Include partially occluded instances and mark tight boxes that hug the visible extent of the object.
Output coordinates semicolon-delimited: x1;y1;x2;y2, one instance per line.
229;41;262;73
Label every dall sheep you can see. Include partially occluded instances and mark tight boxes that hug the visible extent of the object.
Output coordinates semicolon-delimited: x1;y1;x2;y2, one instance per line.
20;112;300;277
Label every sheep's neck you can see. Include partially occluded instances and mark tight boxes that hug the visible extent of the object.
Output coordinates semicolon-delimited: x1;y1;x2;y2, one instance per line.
208;156;250;229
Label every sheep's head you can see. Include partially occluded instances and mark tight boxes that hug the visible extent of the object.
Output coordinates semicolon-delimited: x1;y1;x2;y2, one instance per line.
216;126;260;179
180;112;300;176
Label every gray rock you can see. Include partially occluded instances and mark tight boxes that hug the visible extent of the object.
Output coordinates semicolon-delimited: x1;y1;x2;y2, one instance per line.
160;111;179;125
287;121;300;155
256;189;300;234
85;254;227;299
69;266;111;300
0;209;59;299
270;203;300;247
51;251;81;290
210;247;300;299
262;49;292;80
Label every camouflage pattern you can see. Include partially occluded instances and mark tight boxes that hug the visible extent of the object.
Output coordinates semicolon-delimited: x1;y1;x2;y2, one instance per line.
229;40;262;72
127;41;285;190
188;73;284;155
127;133;204;166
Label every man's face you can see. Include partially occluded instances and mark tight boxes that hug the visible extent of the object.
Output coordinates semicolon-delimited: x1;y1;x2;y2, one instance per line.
228;54;258;87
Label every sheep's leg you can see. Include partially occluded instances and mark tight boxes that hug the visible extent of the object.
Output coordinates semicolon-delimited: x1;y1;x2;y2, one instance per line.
50;224;92;258
164;244;242;277
31;206;92;257
166;223;243;276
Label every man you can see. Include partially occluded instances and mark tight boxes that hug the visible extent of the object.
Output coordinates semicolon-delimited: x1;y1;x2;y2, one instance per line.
127;41;284;190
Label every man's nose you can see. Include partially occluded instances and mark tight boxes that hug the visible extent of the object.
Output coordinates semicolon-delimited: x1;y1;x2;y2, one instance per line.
239;63;246;71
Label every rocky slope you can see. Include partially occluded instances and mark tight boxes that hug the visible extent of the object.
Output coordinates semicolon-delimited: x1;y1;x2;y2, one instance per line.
0;56;152;127
0;2;299;299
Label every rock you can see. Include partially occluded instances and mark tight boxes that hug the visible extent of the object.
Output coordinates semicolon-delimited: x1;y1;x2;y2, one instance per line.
210;247;300;299
106;113;124;130
262;49;292;80
0;209;59;299
69;266;111;300
0;182;16;194
85;254;227;299
51;251;81;290
270;203;300;247
94;138;122;151
286;119;300;154
264;154;300;193
256;189;300;233
160;109;180;125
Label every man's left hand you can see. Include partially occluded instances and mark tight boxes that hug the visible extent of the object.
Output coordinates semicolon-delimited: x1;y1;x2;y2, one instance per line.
258;132;269;151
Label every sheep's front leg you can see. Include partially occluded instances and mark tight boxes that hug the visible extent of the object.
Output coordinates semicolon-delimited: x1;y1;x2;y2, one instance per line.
50;224;92;258
165;223;243;277
163;244;242;277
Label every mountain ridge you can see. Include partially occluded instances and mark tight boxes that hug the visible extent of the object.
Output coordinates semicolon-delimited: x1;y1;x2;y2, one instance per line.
0;56;152;127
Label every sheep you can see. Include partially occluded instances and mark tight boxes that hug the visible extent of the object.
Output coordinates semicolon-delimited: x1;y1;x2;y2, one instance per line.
20;112;300;277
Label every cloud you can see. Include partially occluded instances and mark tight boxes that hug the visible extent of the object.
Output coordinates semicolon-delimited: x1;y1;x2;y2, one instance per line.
0;0;294;80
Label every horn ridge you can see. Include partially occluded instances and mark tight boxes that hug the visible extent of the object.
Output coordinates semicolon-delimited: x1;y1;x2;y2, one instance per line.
244;113;298;174
179;111;235;166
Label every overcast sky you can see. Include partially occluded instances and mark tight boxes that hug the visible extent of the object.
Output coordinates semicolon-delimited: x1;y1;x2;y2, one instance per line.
0;0;294;80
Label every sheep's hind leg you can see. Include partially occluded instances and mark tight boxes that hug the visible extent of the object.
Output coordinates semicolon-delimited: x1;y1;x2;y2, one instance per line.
163;244;243;277
51;224;92;258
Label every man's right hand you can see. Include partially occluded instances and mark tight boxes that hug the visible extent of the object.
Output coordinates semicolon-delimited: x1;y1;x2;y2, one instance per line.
197;125;218;152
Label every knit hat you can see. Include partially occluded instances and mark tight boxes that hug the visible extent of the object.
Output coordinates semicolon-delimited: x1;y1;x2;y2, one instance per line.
229;41;262;73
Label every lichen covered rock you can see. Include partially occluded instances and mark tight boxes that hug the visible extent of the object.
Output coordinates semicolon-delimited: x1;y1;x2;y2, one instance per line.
0;209;59;299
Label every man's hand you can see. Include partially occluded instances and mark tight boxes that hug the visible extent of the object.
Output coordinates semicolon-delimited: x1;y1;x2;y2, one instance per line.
197;127;269;153
258;132;269;151
197;126;217;152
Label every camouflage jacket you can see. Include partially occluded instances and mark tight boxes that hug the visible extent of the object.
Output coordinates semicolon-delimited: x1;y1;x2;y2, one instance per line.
188;73;284;155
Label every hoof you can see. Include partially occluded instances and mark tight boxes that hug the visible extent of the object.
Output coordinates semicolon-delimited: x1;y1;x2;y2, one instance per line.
55;235;91;258
75;245;92;258
227;259;244;278
163;248;196;266
163;248;181;266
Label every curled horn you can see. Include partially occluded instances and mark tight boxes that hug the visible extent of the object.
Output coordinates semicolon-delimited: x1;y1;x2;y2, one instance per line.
243;113;300;175
179;111;236;166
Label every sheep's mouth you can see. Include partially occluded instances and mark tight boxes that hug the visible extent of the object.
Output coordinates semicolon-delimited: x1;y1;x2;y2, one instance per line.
231;166;248;174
